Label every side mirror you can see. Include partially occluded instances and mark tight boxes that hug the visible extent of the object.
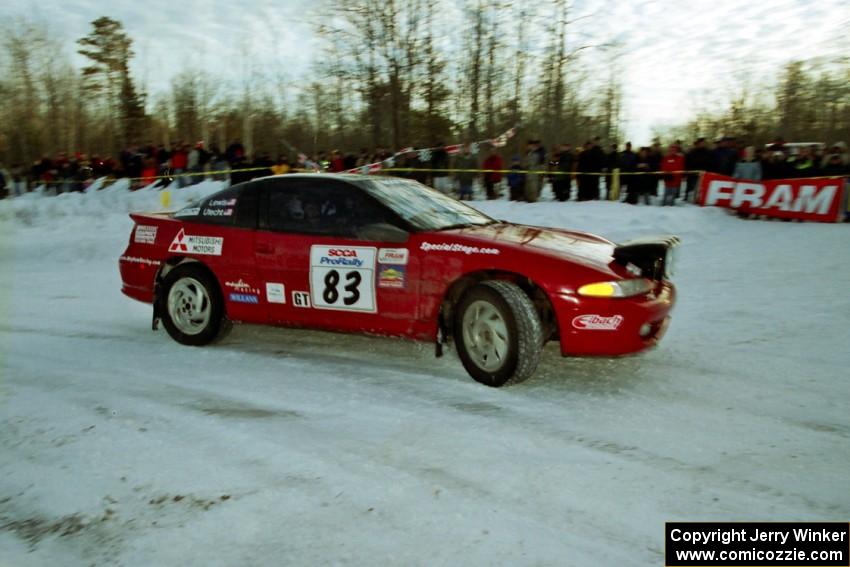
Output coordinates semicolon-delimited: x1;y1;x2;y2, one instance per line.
355;222;409;243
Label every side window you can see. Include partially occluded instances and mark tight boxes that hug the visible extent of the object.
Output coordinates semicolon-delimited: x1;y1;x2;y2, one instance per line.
265;179;394;237
234;183;258;229
198;186;240;225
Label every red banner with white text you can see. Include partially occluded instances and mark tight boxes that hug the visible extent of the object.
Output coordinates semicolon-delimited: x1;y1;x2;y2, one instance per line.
697;172;847;223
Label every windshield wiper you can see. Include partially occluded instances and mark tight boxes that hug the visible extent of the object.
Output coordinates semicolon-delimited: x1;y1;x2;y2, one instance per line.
435;222;474;231
436;219;500;231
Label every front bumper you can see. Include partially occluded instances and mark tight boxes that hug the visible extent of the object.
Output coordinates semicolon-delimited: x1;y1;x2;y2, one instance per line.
553;281;676;356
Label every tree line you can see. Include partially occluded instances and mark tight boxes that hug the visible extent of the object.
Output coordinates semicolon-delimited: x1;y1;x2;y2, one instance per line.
1;2;848;172
0;1;622;169
658;58;850;146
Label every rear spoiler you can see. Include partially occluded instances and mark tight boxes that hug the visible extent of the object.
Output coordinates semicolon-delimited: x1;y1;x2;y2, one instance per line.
613;235;680;280
129;212;177;224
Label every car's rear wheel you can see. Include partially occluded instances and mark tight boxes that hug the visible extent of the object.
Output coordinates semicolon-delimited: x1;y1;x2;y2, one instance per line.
454;280;544;387
159;264;226;346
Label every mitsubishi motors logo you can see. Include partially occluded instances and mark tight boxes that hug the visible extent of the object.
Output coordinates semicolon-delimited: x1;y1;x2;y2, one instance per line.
168;229;223;256
169;229;189;252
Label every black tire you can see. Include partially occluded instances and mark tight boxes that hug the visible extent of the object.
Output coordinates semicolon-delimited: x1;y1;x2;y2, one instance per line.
453;280;544;387
158;263;226;346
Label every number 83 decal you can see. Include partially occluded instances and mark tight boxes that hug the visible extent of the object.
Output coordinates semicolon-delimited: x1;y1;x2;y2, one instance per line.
309;246;377;312
323;269;361;306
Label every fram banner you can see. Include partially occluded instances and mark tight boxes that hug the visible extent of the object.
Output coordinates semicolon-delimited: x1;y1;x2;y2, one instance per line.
698;172;847;223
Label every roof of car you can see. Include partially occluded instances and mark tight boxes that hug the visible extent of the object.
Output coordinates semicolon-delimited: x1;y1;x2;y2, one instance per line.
252;172;379;185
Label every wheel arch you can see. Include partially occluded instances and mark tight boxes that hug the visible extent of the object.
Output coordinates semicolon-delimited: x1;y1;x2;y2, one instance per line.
153;257;227;327
438;270;557;345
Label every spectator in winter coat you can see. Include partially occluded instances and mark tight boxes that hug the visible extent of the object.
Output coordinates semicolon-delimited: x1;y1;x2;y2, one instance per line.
821;153;848;177
550;144;574;202
453;145;478;200
762;151;793;180
822;142;848;168
356;148;372;168
430;143;452;194
710;137;738;176
225;140;245;166
684;138;712;201
141;156;158;187
604;143;619;199
618;142;637;201
271;156;291;175
790;147;818;178
576;140;603;201
524;140;546;203
732;146;762;181
660;144;685;206
507;156;526;201
482;148;503;200
187;142;205;185
170;144;189;187
628;148;654;205
328;150;346;173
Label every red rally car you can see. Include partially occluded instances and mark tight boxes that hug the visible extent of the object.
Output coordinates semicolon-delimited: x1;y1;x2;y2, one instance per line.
120;174;677;387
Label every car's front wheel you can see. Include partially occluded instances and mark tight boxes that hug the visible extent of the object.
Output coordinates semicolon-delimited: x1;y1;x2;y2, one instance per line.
159;264;227;346
454;280;544;387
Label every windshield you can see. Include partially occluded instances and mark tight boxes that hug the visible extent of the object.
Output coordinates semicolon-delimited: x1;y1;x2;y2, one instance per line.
361;177;495;231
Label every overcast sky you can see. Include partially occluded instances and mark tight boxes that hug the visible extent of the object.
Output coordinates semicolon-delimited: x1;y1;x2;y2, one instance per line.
4;0;849;145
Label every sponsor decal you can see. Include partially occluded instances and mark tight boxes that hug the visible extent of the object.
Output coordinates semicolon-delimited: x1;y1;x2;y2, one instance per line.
378;248;409;265
266;283;286;304
207;198;237;207
203;207;234;217
134;225;158;244
225;279;260;294
292;291;311;308
698;172;846;223
168;229;223;256
314;247;368;268
420;242;500;255
119;255;161;266
378;265;406;289
174;207;200;217
309;246;377;312
572;314;624;331
229;293;259;304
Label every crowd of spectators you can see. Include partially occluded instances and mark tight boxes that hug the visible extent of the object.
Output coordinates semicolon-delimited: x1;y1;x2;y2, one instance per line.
1;136;848;206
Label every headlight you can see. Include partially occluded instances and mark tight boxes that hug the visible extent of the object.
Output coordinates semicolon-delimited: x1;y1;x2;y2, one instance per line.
665;246;677;278
577;278;653;298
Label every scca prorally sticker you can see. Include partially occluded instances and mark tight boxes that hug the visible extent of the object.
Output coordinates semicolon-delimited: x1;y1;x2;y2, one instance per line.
378;265;406;289
168;229;223;256
378;248;409;265
572;314;623;331
134;225;158;244
420;242;500;255
266;283;286;304
174;207;200;217
310;246;376;312
292;291;311;308
229;293;259;304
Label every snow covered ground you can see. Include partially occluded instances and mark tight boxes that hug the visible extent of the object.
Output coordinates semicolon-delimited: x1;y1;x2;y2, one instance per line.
1;180;848;566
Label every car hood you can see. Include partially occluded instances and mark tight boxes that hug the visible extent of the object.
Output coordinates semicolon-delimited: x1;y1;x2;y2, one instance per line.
439;223;616;269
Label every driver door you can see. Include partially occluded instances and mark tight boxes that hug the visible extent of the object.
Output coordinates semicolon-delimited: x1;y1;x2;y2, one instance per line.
254;177;421;336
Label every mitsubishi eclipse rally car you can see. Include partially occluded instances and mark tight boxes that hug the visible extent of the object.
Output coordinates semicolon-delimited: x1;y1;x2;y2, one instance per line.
119;174;678;387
